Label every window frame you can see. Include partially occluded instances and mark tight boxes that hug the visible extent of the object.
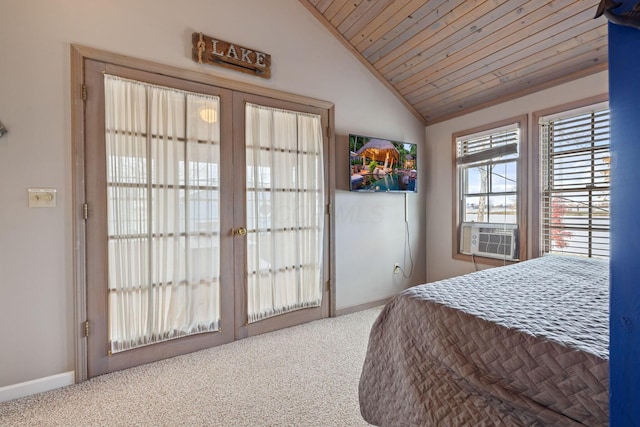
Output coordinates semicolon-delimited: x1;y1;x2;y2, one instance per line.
532;94;609;258
452;115;528;265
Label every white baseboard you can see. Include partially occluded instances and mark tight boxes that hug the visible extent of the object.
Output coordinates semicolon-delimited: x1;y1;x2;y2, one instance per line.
0;371;75;403
334;298;389;316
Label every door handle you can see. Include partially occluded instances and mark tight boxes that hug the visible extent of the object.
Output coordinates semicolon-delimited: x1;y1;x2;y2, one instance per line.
233;226;247;236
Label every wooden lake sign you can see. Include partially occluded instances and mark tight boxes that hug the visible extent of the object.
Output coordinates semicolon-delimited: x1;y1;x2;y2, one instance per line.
192;32;271;79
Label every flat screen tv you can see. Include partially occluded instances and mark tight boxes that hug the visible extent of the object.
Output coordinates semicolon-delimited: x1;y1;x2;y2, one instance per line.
349;134;417;192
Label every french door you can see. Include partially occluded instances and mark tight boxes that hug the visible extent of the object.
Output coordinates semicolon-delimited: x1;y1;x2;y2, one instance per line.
82;58;330;378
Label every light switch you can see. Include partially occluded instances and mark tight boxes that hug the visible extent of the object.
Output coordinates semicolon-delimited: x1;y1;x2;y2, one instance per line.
28;188;57;208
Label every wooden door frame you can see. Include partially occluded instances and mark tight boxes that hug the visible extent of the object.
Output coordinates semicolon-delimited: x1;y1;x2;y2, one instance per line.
71;45;336;382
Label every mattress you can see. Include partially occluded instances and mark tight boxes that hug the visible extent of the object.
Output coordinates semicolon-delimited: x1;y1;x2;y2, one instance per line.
358;255;609;426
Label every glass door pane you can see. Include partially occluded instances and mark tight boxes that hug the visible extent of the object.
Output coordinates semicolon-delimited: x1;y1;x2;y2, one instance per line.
104;75;222;352
244;103;325;323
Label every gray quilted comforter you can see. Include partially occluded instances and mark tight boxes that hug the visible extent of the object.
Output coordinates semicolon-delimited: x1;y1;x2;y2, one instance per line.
359;255;609;426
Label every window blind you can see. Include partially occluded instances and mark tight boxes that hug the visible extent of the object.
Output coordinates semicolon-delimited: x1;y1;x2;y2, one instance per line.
456;125;519;166
540;108;610;258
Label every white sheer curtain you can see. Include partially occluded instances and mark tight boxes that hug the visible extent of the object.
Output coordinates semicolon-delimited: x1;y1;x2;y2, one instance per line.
245;103;325;323
104;75;221;353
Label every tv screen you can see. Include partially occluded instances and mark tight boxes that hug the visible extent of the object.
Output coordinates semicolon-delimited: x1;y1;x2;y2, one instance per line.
349;134;417;192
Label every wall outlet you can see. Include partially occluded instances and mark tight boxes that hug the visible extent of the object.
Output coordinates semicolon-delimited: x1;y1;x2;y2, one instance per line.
393;263;401;274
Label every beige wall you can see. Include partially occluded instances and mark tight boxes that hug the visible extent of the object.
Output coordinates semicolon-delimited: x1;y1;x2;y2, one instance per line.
424;71;609;283
0;0;426;388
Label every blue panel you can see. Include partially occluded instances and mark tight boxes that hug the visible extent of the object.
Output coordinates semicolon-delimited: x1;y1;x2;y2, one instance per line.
608;4;640;425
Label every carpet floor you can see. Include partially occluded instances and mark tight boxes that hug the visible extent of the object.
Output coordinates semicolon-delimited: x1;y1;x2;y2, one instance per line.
0;308;381;426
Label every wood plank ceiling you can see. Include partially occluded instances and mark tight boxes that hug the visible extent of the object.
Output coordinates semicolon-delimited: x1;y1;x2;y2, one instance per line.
298;0;608;125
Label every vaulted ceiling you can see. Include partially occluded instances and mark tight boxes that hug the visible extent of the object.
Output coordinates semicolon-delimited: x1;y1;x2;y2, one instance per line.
298;0;608;125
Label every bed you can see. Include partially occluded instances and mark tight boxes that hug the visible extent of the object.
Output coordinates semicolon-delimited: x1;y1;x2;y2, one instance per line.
359;255;609;426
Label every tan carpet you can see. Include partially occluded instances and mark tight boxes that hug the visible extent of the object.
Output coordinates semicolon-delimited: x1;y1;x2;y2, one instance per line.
0;308;381;426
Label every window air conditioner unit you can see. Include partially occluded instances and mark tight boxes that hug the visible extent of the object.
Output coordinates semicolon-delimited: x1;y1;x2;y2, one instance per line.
460;222;518;260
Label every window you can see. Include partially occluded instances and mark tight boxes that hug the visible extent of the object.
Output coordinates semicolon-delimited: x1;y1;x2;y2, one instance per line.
453;116;527;263
539;103;610;258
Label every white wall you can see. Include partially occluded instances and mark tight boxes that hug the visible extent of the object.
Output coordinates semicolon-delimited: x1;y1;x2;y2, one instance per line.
0;0;425;388
425;71;609;282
